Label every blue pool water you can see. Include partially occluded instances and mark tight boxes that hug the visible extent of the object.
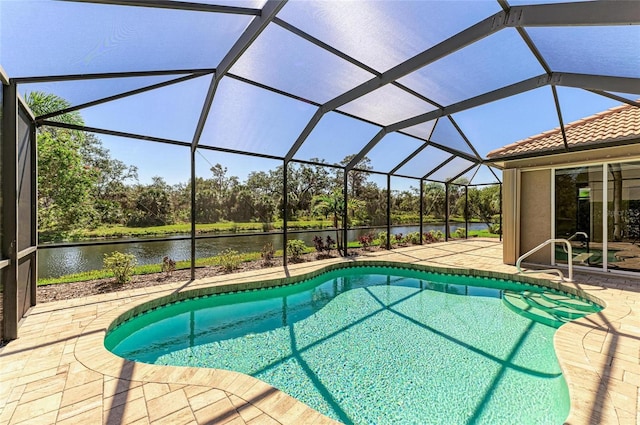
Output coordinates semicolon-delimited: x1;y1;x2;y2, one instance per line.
105;266;601;425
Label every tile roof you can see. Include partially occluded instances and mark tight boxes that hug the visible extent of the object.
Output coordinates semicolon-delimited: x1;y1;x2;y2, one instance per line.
486;102;640;159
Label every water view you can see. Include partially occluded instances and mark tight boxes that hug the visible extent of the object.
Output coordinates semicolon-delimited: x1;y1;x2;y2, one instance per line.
38;224;488;278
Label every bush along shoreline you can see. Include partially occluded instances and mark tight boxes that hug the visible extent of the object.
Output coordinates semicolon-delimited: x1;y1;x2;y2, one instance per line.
36;229;503;286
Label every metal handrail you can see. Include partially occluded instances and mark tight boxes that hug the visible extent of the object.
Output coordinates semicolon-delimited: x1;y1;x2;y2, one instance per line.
516;238;573;282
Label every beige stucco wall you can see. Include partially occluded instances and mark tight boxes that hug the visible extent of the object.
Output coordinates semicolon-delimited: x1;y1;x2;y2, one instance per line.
502;169;519;265
519;170;552;265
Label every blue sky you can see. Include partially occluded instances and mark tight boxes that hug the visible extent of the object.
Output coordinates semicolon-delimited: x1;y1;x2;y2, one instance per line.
2;0;638;189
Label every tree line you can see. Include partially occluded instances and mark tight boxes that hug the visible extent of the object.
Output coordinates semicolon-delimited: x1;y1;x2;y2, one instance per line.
29;92;501;241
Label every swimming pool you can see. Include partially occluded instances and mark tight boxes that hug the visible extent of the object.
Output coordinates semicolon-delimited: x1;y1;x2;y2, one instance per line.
105;265;601;425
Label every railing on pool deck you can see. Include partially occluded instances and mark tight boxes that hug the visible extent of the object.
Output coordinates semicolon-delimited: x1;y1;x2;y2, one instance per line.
516;238;573;282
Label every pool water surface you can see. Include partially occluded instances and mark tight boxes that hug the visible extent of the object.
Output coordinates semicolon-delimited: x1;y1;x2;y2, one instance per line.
105;266;601;424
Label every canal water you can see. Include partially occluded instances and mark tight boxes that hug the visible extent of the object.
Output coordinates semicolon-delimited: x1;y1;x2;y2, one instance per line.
38;224;488;278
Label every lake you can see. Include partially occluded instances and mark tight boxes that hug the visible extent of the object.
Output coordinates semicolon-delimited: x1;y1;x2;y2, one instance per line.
38;224;489;278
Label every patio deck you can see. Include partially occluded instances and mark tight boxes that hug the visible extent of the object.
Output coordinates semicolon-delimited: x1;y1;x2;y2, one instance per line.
0;239;638;425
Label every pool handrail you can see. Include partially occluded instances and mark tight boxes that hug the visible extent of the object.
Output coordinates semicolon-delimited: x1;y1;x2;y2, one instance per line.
516;238;573;282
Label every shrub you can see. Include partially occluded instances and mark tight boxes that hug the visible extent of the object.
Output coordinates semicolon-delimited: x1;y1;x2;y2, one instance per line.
313;235;336;257
287;239;307;260
161;256;176;276
406;231;421;245
377;231;388;248
489;223;502;234
325;236;336;252
103;251;137;284
313;235;325;253
261;242;275;266
358;233;374;249
423;230;443;244
454;227;466;238
216;248;242;272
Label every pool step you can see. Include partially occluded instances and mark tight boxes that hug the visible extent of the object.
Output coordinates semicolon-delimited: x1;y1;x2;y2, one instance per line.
521;291;586;320
540;292;598;312
502;292;568;328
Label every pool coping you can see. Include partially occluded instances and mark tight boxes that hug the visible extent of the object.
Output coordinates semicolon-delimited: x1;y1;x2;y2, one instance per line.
1;240;637;424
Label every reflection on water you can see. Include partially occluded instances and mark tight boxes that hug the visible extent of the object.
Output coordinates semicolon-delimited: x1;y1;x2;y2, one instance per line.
38;224;488;278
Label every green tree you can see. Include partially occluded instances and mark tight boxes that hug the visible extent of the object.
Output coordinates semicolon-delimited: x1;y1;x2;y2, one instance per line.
27;91;140;235
468;185;501;231
26;92;99;237
127;177;174;226
37;131;99;234
312;189;345;251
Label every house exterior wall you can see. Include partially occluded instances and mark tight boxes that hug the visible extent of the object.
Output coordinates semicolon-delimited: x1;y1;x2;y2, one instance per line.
502;169;519;265
519;170;551;265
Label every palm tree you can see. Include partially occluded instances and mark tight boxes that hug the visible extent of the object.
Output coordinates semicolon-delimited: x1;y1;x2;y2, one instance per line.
312;189;345;252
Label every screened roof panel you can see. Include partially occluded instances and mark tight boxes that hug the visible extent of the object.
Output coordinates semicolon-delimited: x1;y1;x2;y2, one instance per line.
80;75;211;142
338;84;438;126
452;86;559;157
396;145;453;179
428;156;475;183
527;26;640;78
456;164;501;185
0;1;250;77
430;117;476;157
19;75;188;113
556;87;624;125
467;165;501;185
229;24;375;104
398;29;546;107
277;1;500;73
2;0;638;186
402;120;437;141
293;112;380;165
364;132;425;174
96;133;190;186
199;78;317;156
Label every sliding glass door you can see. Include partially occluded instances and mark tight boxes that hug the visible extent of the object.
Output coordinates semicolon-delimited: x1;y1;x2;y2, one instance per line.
554;166;603;269
554;161;640;274
606;161;640;272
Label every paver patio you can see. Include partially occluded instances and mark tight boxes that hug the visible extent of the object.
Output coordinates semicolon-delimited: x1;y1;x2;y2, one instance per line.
0;240;638;424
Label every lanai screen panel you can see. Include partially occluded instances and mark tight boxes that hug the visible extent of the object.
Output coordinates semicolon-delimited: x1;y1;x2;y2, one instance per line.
0;1;252;77
429;117;477;158
556;88;626;123
365;132;425;175
428;157;475;183
17;108;32;252
396;145;453;179
398;29;546;108
229;24;375;104
338;84;438;126
80;75;211;142
402;120;437;142
199;78;317;156
527;26;640;78
466;165;501;185
452;87;560;157
277;1;500;73
19;75;190;113
293;112;380;165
